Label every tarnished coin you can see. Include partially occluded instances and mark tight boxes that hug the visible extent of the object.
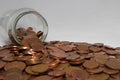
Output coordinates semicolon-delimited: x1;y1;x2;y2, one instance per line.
94;54;108;64
31;64;49;73
88;73;109;80
89;46;101;52
105;58;120;70
83;60;99;69
93;43;104;47
76;43;91;51
87;67;103;74
0;60;6;69
48;70;65;77
22;72;31;80
25;66;39;75
16;55;32;61
66;52;80;60
105;50;118;55
4;68;23;80
66;66;89;80
25;58;41;65
53;77;65;80
55;43;75;52
33;75;53;80
48;47;67;58
2;55;16;62
4;61;26;71
54;63;70;70
103;67;119;74
0;49;12;58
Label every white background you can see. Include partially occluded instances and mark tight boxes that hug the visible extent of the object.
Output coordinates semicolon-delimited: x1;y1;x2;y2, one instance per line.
0;0;120;47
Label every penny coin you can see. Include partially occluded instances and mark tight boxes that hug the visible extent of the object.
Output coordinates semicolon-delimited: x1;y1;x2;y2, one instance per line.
76;43;91;51
66;52;80;60
54;63;70;70
48;70;65;77
22;72;31;80
93;43;104;47
16;55;32;61
83;60;99;69
31;64;49;73
103;67;119;74
94;54;108;64
48;47;67;58
89;73;109;80
2;55;16;62
66;66;89;80
26;58;41;65
33;75;53;80
53;77;64;80
4;68;23;80
4;61;26;71
87;67;103;74
105;50;118;55
105;58;120;70
89;46;101;52
25;66;39;75
0;60;6;69
0;49;12;58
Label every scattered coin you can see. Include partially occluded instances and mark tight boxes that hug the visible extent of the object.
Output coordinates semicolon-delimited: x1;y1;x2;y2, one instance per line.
105;58;120;70
31;64;49;73
4;61;26;71
48;70;65;77
83;59;99;69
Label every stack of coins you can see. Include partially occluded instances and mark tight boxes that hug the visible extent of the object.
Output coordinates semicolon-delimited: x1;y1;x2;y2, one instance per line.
0;27;120;80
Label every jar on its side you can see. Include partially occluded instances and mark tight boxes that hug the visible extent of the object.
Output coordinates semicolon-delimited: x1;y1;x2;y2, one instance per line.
0;8;48;46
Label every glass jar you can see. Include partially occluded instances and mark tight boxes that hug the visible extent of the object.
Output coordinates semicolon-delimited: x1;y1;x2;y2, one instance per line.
0;8;48;46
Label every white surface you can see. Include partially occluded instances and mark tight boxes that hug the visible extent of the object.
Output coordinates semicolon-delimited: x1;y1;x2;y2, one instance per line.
0;0;120;47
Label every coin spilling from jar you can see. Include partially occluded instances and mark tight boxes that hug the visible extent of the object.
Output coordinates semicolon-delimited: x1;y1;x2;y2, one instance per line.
0;27;120;80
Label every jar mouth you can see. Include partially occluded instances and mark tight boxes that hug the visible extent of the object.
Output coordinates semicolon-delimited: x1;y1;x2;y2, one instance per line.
11;8;48;45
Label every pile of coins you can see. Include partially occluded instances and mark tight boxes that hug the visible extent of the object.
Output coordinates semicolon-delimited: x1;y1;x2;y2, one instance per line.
0;27;120;80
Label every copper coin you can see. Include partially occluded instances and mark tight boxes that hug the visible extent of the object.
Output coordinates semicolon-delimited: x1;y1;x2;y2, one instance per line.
54;63;70;70
83;60;99;69
33;75;53;80
103;67;119;74
105;58;120;70
4;61;26;71
25;66;39;75
53;77;65;80
0;49;12;58
93;43;104;47
4;68;23;80
66;52;80;60
89;46;101;52
31;64;49;73
94;54;108;64
16;55;32;61
88;73;109;80
76;43;91;51
0;60;6;69
105;50;118;55
2;55;16;62
26;58;41;65
66;66;89;80
87;67;103;74
48;47;67;58
22;72;31;80
55;43;75;52
48;70;65;77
